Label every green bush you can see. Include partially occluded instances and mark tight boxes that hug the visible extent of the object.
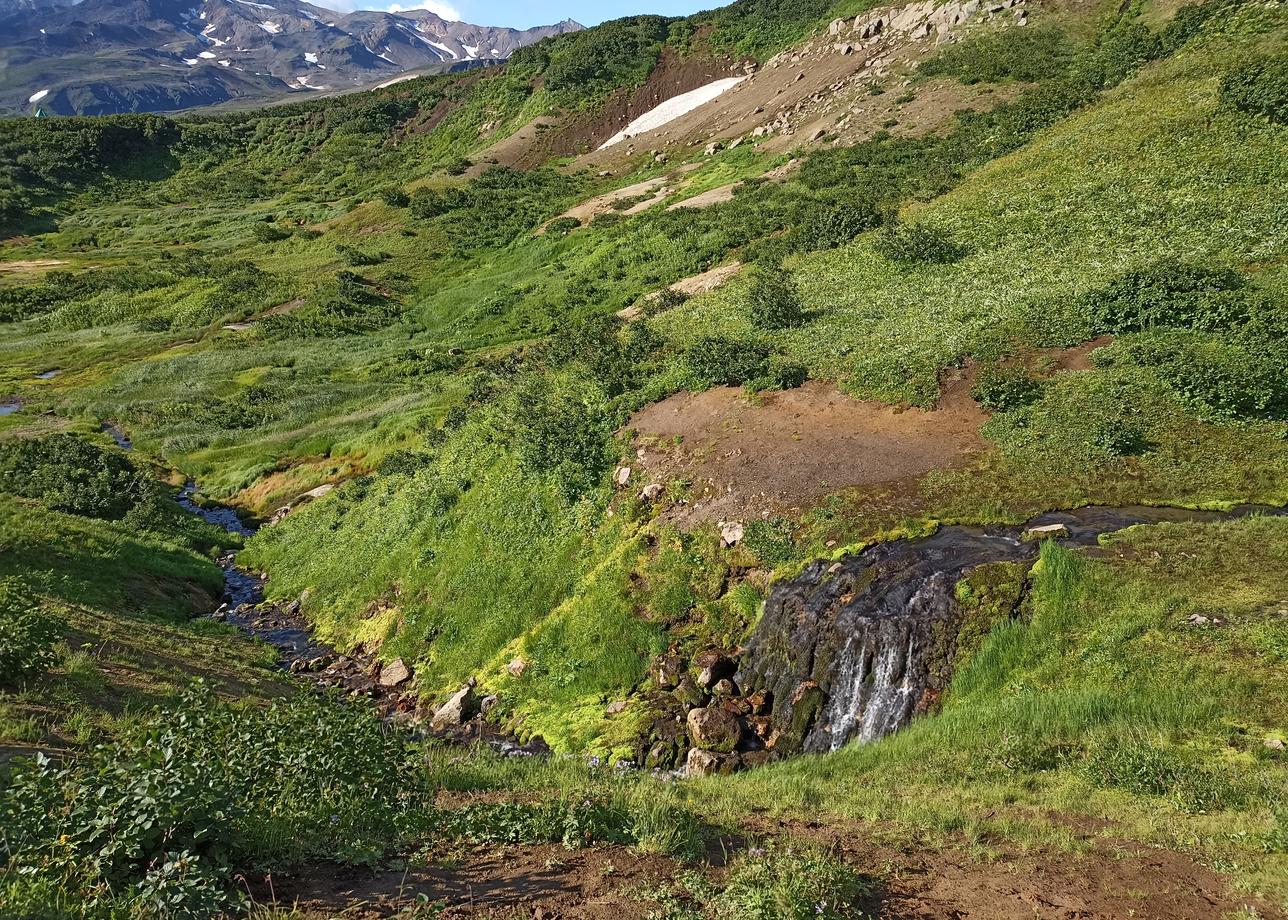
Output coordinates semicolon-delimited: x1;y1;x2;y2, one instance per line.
1083;261;1249;333
1220;54;1288;124
379;186;410;207
685;337;771;387
709;847;869;920
546;216;582;235
0;435;148;519
744;267;805;330
0;579;61;685
971;365;1044;412
1082;738;1247;813
747;354;808;392
0;685;427;917
874;221;967;264
919;26;1076;84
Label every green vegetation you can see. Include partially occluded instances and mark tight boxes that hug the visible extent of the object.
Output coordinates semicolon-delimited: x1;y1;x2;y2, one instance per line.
0;0;1286;913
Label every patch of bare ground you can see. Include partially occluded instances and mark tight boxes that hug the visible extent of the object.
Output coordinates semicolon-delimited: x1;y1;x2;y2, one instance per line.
626;370;986;526
247;844;677;919
0;258;68;273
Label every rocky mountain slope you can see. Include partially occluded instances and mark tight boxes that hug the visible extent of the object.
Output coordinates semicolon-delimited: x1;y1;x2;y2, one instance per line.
0;0;581;115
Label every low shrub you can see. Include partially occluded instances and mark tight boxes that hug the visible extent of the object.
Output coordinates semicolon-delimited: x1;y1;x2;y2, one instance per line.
971;365;1044;412
744;267;805;330
1083;261;1249;334
747;354;808;393
874;221;967;265
919;26;1076;84
547;216;582;235
1220;53;1288;124
684;337;771;387
708;847;869;920
1082;738;1247;813
0;579;61;685
0;435;149;519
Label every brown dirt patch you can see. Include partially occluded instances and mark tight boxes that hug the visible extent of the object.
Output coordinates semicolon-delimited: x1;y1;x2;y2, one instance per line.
667;182;738;210
626;371;986;526
250;844;677;919
0;258;68;273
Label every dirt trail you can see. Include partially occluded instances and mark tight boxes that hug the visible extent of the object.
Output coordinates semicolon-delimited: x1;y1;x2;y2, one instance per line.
626;372;985;526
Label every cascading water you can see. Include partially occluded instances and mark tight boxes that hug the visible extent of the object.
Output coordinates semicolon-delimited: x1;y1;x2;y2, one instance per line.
739;504;1284;755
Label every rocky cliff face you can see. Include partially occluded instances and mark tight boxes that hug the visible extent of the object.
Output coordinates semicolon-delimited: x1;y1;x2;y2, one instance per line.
0;0;581;114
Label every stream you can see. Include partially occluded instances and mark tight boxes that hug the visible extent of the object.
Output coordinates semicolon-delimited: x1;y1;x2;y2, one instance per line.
739;503;1285;755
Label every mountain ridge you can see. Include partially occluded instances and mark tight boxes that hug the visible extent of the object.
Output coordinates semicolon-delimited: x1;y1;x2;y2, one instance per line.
0;0;583;115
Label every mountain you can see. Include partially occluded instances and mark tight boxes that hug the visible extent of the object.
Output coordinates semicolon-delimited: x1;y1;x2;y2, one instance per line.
0;0;581;115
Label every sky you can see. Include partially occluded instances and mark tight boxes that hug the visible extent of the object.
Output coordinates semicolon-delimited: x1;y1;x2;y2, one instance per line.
324;0;713;30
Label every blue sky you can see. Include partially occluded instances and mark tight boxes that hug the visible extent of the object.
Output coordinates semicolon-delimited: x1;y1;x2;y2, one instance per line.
335;0;714;30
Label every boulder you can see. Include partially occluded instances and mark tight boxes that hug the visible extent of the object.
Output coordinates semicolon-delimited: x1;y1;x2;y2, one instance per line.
745;689;771;715
719;521;745;547
674;675;708;709
651;654;684;689
686;705;743;753
507;657;527;678
640;483;664;502
605;700;628;715
694;649;736;688
1022;523;1069;541
431;679;477;729
480;694;500;715
646;739;681;770
378;657;411;688
614;465;632;487
704;141;723;156
685;747;723;777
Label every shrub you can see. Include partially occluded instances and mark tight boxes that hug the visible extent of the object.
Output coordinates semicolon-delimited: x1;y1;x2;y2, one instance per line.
1082;738;1247;813
1083;261;1249;333
747;354;808;392
444;156;472;176
0;435;149;519
546;216;582;236
379;186;410;207
0;579;61;685
874;221;967;264
0;685;427;917
709;847;868;920
919;26;1076;84
685;337;770;387
794;201;878;251
1220;54;1288;124
970;365;1044;412
251;222;291;243
744;267;805;330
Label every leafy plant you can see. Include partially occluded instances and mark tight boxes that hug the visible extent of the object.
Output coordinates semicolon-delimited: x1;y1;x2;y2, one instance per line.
0;579;61;684
1220;53;1288;124
874;221;967;264
971;365;1044;412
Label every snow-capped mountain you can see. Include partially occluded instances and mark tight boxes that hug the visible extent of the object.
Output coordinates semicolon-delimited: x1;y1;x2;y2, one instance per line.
0;0;581;114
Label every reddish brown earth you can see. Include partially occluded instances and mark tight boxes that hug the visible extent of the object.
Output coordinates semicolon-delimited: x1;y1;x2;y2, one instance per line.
250;827;1285;920
626;370;986;526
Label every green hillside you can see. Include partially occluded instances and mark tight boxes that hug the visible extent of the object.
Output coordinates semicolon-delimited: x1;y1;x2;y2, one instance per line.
1;0;1287;915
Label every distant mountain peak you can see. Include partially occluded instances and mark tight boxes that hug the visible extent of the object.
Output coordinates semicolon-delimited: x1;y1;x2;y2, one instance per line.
0;0;582;115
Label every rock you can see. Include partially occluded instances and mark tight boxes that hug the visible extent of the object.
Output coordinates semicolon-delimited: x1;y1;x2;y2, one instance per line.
704;141;722;156
1265;737;1285;751
378;657;411;688
687;705;743;753
694;649;736;688
740;749;778;769
507;657;527;678
646;739;680;770
597;169;612;177
283;598;301;616
712;678;739;697
674;675;708;709
719;521;745;547
654;153;668;164
1022;523;1069;541
640;483;664;502
480;694;500;715
614;465;632;487
809;127;828;142
728;136;744;149
685;747;723;777
651;654;684;690
828;16;845;34
605;700;628;715
795;71;806;82
431;679;477;729
745;690;771;715
835;42;854;55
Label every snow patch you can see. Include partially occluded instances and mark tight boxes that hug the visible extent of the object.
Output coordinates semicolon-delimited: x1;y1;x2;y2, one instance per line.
304;51;318;63
183;57;199;65
375;73;418;89
233;0;276;8
39;27;46;33
600;78;746;149
218;59;230;66
198;50;217;58
28;89;49;103
259;20;281;33
461;43;479;58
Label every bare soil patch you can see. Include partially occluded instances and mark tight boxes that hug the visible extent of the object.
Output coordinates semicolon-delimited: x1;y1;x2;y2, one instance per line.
251;844;676;919
0;258;68;273
626;372;986;526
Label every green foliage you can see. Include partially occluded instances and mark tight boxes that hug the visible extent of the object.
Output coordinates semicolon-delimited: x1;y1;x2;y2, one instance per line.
684;337;771;387
514;16;669;105
506;374;617;498
970;364;1043;412
0;685;427;916
709;847;868;919
741;517;798;565
1083;261;1250;334
744;266;806;330
919;26;1076;84
1082;737;1247;813
1220;53;1288;124
0;579;61;685
0;435;148;519
874;221;967;264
